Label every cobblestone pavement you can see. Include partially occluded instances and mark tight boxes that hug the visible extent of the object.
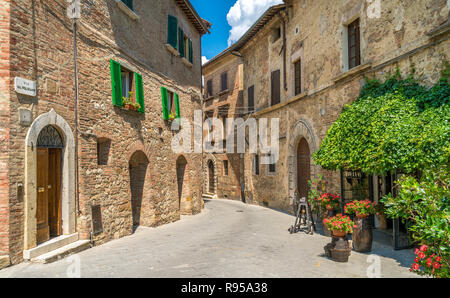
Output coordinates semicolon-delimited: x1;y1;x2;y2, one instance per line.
0;199;416;278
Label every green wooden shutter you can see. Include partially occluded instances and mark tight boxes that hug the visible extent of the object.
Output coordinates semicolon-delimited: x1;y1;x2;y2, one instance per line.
135;72;144;113
110;59;123;106
178;28;185;58
167;15;178;49
174;93;181;118
161;87;169;120
188;39;193;63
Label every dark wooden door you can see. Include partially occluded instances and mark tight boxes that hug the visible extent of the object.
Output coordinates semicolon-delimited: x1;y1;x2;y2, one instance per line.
208;161;215;193
37;148;62;244
297;138;310;199
48;148;62;237
177;158;187;209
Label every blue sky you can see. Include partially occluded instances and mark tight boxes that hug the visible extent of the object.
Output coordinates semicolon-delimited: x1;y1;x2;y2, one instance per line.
190;0;284;64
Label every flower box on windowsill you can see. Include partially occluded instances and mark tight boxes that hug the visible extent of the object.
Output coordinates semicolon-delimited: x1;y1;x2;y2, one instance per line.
115;0;140;21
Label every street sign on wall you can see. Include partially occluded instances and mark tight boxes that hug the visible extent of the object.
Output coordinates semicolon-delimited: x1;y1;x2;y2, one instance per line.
14;77;37;97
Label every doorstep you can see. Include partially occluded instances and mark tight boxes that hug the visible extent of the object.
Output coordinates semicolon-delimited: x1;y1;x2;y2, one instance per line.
23;233;90;263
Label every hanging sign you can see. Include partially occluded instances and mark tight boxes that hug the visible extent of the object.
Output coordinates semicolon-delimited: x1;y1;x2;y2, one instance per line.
14;77;37;97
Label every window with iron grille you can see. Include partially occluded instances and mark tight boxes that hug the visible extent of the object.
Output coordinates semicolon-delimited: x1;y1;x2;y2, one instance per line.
221;72;228;92
294;60;302;95
248;85;254;113
347;19;360;69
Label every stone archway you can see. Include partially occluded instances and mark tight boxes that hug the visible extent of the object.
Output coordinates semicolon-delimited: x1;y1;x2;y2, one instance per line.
287;119;317;202
129;151;149;230
176;155;192;214
24;109;76;250
204;158;217;195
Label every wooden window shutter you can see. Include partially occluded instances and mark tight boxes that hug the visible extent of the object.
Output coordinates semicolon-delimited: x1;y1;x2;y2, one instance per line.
134;72;144;113
160;87;169;120
174;93;181;118
188;39;193;63
271;70;280;106
178;28;185;58
167;15;178;50
221;72;228;91
294;60;302;95
248;85;254;112
207;80;213;97
110;59;123;106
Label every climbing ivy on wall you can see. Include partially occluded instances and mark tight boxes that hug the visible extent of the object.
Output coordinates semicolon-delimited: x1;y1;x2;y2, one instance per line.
313;63;450;175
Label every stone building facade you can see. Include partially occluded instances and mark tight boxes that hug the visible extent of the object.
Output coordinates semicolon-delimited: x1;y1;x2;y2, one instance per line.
204;0;449;218
202;53;244;201
0;0;209;268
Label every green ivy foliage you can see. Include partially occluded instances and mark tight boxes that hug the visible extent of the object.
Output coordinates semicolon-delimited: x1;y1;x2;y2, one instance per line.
313;67;450;175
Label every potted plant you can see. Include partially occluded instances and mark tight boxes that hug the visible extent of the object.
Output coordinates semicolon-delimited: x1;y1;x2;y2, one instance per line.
318;193;341;211
323;213;354;237
122;92;141;111
345;199;377;252
323;214;354;262
168;112;177;121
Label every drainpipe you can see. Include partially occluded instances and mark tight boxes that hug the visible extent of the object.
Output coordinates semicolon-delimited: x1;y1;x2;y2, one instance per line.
280;13;287;91
72;14;81;217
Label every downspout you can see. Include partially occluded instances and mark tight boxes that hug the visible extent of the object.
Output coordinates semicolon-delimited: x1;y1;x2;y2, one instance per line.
281;13;287;91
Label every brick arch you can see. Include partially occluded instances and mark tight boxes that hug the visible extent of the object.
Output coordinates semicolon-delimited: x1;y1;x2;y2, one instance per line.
287;118;318;203
126;140;152;163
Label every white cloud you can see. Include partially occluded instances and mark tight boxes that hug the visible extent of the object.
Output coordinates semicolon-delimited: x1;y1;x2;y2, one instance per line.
227;0;284;46
202;56;209;65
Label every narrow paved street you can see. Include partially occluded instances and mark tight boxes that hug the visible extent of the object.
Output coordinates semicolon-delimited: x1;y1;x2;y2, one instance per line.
0;199;415;278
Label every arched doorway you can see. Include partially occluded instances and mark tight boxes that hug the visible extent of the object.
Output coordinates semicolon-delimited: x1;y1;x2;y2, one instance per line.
176;156;187;209
36;125;64;244
129;151;149;230
297;138;311;199
24;109;76;250
208;160;215;194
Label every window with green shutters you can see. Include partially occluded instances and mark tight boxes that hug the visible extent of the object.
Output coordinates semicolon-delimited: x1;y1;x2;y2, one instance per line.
188;39;193;64
110;59;123;107
161;87;181;120
167;15;178;50
178;28;185;58
110;59;145;113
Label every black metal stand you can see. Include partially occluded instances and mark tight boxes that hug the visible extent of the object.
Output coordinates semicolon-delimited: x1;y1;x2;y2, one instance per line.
288;197;315;235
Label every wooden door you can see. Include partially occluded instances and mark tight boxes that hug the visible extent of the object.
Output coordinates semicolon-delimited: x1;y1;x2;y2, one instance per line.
48;149;62;237
176;158;187;209
36;148;62;244
271;70;281;106
297;138;310;199
208;161;215;194
36;148;50;244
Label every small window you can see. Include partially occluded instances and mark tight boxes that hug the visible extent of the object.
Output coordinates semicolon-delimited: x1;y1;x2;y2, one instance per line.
294;60;302;95
268;161;276;174
121;0;133;10
248;85;254;113
272;26;281;42
254;155;260;175
97;138;111;166
347;18;361;69
223;160;229;176
167;90;176;115
271;70;281;106
206;79;213;97
121;69;134;98
221;72;228;92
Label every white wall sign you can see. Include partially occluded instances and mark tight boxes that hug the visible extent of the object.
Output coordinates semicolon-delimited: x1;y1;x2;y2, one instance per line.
15;77;37;96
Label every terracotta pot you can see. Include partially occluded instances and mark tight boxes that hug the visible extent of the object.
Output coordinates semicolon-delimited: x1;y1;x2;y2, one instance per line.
352;217;373;252
356;212;369;219
332;230;346;237
326;206;335;211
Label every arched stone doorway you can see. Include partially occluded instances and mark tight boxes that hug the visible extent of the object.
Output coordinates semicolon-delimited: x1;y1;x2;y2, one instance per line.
297;138;311;199
176;155;189;213
207;160;215;194
24;109;76;250
129;151;149;230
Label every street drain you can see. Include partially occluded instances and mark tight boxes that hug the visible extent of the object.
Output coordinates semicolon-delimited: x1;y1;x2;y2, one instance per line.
236;210;244;213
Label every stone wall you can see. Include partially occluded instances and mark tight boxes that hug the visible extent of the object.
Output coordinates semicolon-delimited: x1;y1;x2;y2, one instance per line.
237;0;449;213
0;0;11;267
5;0;204;264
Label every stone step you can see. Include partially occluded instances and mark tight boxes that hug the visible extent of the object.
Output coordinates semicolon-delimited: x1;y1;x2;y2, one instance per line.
202;193;215;199
31;240;91;264
23;233;79;260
